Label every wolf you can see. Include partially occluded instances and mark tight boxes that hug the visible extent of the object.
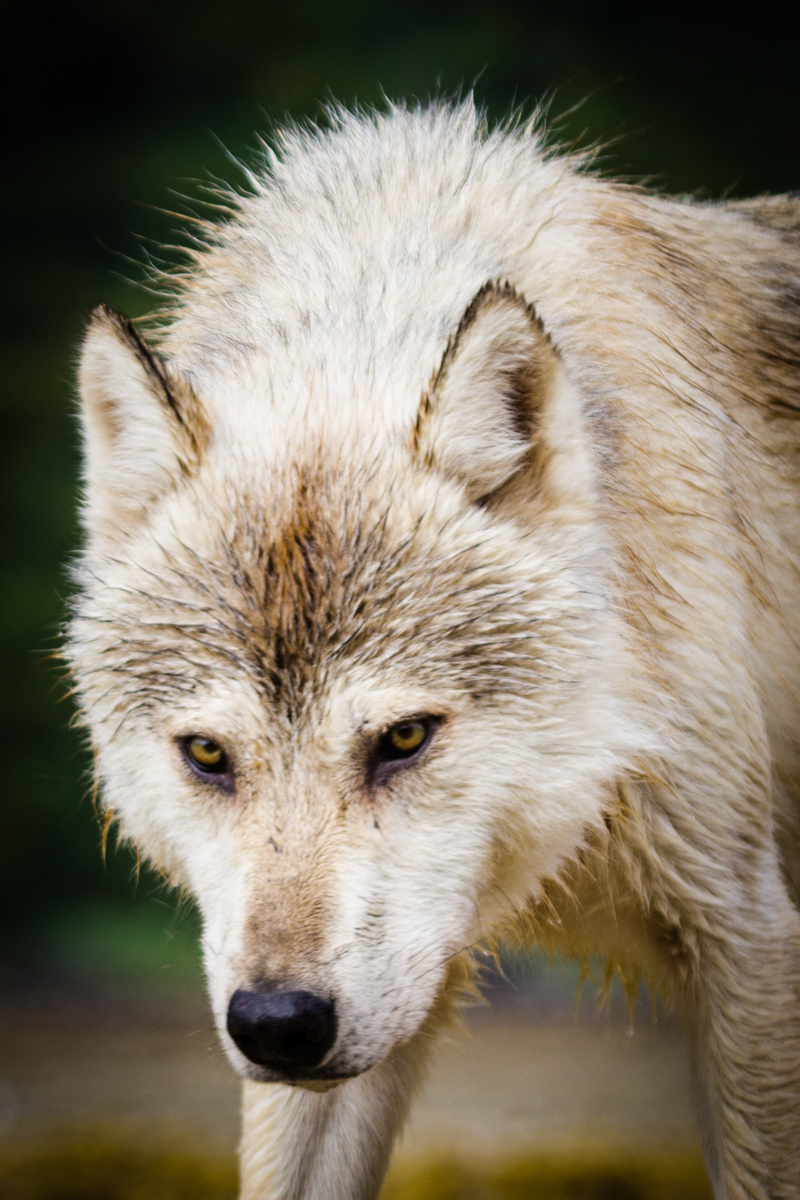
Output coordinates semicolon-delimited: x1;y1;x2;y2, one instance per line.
67;101;800;1199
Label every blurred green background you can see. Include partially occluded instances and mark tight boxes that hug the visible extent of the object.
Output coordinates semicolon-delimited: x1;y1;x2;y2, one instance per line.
2;1;799;984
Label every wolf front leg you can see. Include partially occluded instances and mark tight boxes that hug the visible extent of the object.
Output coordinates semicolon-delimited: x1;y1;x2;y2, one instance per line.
685;867;800;1200
238;1025;433;1200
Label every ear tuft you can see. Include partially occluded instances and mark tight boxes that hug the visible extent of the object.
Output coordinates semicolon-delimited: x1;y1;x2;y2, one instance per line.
414;282;558;503
78;306;208;539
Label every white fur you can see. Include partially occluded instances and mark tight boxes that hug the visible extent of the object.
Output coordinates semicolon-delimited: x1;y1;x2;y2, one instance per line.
68;101;800;1199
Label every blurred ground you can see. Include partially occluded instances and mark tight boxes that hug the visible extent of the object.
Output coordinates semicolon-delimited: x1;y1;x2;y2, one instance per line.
0;962;707;1197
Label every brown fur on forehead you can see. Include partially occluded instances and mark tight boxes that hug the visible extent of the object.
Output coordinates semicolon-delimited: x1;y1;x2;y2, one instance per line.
74;459;585;731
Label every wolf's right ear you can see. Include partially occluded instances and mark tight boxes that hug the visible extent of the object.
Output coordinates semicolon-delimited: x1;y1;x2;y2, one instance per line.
78;306;208;539
412;282;594;518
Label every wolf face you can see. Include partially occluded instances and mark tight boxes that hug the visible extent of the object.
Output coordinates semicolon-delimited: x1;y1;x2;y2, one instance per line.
69;127;644;1085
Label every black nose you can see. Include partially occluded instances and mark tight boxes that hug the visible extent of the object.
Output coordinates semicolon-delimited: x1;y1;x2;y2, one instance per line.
227;988;337;1069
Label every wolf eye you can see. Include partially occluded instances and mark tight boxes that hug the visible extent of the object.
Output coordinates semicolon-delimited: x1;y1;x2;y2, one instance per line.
180;735;232;787
384;720;427;756
375;717;435;765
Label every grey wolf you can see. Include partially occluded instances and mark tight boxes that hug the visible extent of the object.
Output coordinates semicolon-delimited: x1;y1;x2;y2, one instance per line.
68;101;800;1198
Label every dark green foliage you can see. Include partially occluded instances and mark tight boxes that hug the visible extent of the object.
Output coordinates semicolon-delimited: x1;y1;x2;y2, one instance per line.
1;1;797;967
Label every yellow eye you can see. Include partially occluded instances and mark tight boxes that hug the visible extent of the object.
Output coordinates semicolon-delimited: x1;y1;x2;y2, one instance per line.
388;721;427;754
188;736;223;767
374;718;437;769
182;734;229;780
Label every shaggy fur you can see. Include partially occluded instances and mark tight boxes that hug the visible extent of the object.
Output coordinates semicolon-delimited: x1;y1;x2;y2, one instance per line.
68;101;800;1199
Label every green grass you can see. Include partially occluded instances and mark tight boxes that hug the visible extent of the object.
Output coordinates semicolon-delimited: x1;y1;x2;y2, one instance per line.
0;1137;711;1200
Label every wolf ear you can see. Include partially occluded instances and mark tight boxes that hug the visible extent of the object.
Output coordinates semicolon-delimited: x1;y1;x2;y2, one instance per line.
78;305;208;538
413;282;592;514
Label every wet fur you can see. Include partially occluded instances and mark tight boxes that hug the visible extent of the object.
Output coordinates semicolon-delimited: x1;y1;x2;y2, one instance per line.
69;102;800;1198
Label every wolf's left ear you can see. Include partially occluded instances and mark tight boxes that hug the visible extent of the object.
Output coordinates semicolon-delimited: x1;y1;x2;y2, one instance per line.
413;282;593;514
78;305;208;539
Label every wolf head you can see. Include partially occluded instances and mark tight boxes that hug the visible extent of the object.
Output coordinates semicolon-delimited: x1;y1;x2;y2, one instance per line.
68;107;644;1084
